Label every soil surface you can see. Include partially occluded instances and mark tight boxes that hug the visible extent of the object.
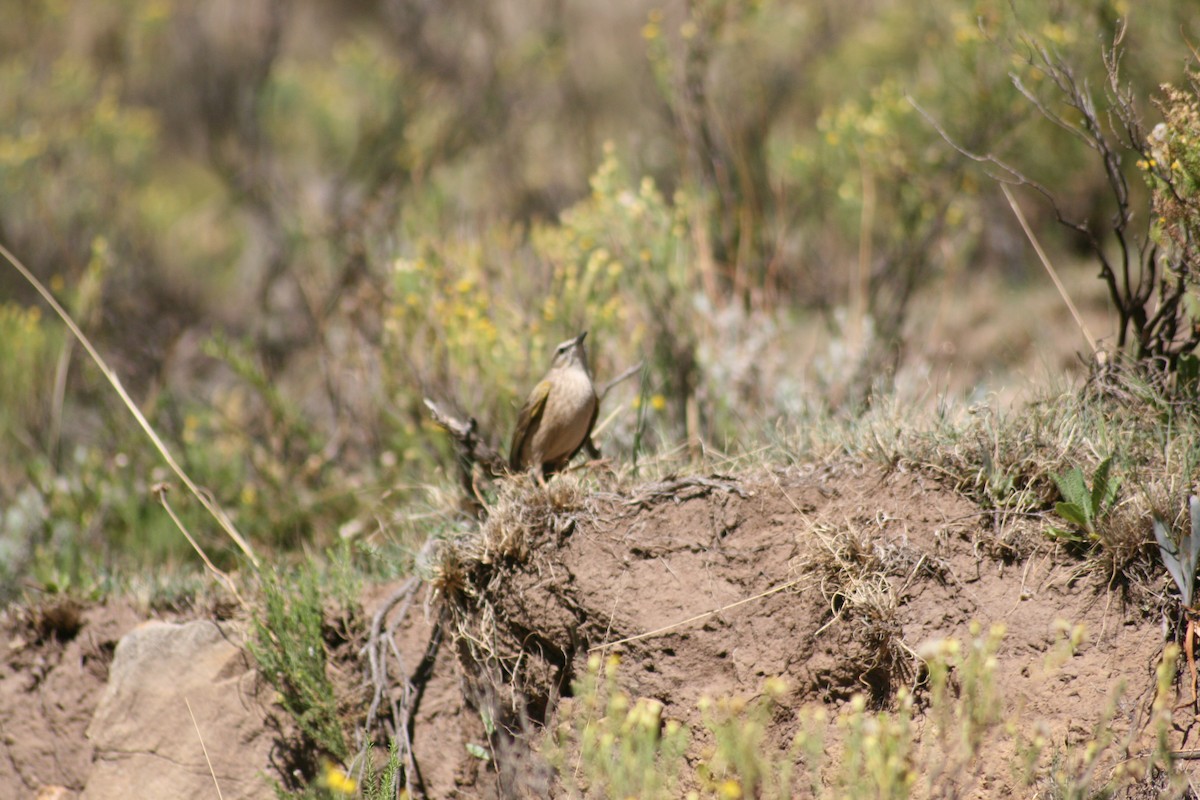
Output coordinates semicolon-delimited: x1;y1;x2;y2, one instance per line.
1;463;1194;798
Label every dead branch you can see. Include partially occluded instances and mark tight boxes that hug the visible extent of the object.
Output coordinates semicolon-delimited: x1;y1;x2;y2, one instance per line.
422;398;509;511
622;475;750;510
911;23;1200;374
599;361;643;400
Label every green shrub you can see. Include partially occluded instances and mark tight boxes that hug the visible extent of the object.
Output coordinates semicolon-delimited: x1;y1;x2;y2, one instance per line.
248;567;349;763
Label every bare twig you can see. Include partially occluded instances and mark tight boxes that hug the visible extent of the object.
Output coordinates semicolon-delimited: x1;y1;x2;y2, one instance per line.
359;572;442;799
422;398;508;476
589;575;804;652
911;25;1200;371
1001;184;1099;355
622;475;750;510
599;361;643;400
422;398;507;513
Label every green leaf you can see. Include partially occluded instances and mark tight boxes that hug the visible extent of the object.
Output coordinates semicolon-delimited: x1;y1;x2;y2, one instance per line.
1056;465;1094;510
1182;496;1200;607
1188;495;1200;579
1047;525;1088;544
1154;516;1191;605
479;706;496;736
466;742;491;762
1090;456;1119;517
1054;501;1090;531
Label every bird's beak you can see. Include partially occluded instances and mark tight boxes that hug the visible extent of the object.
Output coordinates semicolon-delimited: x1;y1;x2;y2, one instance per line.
576;331;588;345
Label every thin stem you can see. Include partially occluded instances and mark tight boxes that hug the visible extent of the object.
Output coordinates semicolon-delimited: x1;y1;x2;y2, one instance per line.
0;241;260;569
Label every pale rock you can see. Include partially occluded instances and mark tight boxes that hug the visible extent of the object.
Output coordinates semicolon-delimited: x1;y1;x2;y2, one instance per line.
82;620;275;800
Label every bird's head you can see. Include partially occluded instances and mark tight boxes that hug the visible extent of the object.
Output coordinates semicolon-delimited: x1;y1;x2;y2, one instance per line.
550;331;588;371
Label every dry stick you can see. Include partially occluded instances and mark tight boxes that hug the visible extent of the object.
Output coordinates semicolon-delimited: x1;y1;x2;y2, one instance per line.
589;404;624;441
185;696;225;800
0;241;259;568
588;576;805;652
155;484;248;609
590;361;644;441
598;361;643;400
1000;184;1099;356
853;151;874;348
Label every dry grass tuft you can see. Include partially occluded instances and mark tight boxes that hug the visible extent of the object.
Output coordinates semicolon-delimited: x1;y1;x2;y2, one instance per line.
478;473;588;565
793;522;914;704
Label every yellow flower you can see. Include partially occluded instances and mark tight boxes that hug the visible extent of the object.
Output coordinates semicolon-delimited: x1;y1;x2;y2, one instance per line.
182;414;200;445
320;762;357;795
719;779;743;799
650;394;667;411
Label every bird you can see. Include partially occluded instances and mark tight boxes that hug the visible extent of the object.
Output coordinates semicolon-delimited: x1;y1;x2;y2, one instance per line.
509;331;599;478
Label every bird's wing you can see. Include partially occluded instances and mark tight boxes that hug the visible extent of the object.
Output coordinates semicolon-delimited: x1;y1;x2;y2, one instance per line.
509;379;552;470
568;393;601;463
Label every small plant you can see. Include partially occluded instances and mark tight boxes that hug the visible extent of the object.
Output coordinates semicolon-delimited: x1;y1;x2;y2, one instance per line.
1153;495;1200;609
696;677;799;800
1153;496;1200;703
248;567;349;764
545;653;689;799
357;739;403;800
833;690;915;800
919;621;1006;795
1049;456;1120;543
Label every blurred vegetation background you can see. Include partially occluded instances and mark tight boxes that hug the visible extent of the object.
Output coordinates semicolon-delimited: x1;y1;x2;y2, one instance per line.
0;0;1196;597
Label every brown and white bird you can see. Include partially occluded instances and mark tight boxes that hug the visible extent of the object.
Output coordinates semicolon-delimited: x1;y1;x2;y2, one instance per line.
509;331;598;478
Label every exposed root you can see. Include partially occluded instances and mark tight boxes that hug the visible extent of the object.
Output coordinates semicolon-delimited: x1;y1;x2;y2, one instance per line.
358;573;443;799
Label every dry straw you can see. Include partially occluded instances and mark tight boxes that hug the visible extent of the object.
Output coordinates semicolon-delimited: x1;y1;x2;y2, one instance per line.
0;240;259;569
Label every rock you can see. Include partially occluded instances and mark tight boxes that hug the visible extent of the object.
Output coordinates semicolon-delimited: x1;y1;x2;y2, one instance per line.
82;620;275;800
